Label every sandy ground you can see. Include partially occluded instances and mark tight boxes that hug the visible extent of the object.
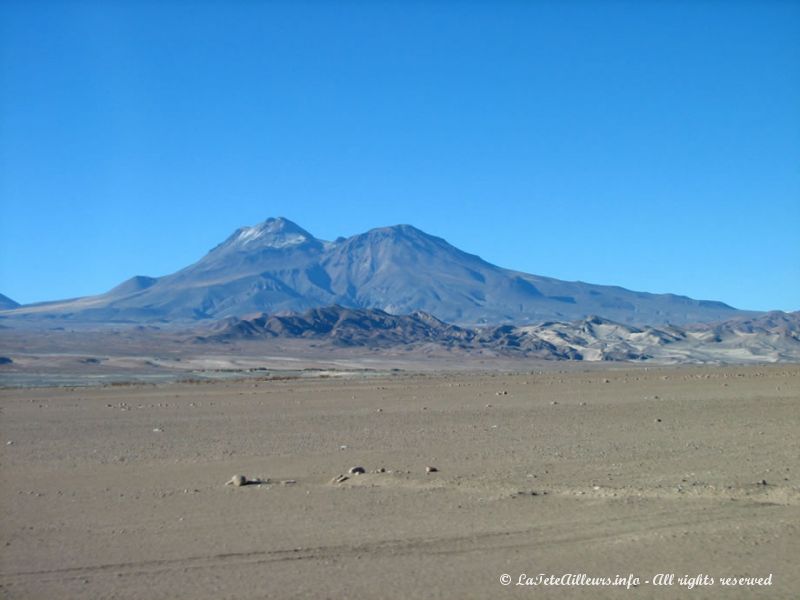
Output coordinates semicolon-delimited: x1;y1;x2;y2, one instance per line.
1;364;798;599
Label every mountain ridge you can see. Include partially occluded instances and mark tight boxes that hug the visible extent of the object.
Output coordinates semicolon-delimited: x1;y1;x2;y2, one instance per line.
0;294;20;310
198;306;800;363
1;217;752;326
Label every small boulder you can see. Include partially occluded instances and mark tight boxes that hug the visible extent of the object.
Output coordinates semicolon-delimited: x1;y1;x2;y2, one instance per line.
227;474;247;487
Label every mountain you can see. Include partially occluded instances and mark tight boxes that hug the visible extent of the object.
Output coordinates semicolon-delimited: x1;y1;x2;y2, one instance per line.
0;294;20;310
201;306;800;363
1;217;751;326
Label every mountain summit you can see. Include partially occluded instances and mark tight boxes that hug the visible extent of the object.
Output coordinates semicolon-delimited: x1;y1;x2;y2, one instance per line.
211;217;321;253
2;218;747;325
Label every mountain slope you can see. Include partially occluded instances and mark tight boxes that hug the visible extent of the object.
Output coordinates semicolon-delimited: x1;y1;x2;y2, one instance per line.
1;217;750;325
0;294;20;310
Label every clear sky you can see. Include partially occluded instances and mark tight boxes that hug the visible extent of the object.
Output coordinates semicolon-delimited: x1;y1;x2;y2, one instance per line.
1;0;798;311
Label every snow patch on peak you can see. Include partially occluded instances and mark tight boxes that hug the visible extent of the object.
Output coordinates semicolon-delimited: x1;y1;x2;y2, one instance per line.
235;226;308;248
212;217;320;252
236;226;267;243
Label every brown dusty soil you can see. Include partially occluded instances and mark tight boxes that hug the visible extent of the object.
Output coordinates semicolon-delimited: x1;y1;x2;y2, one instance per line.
1;364;798;599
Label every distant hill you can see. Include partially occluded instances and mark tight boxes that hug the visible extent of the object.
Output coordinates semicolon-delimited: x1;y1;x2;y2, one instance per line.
2;217;751;326
198;306;800;363
0;294;20;310
205;305;476;346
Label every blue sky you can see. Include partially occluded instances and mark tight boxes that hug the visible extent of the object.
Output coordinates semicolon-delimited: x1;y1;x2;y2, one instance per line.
1;0;798;311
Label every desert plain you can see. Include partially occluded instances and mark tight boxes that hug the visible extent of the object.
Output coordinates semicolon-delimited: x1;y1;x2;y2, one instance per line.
1;363;798;599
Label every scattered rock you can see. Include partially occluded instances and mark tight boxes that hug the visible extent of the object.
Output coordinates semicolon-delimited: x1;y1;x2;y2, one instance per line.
375;467;386;473
331;475;349;484
349;466;366;475
426;466;438;473
759;479;768;486
654;418;662;422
